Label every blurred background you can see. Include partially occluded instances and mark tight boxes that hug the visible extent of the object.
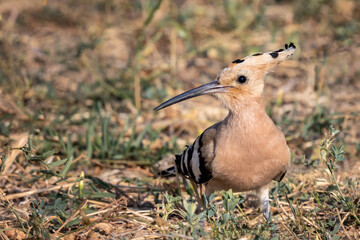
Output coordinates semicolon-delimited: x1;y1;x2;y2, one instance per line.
0;0;359;238
1;0;359;164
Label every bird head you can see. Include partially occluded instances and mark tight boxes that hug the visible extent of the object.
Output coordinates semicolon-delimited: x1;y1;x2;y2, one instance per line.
154;43;296;111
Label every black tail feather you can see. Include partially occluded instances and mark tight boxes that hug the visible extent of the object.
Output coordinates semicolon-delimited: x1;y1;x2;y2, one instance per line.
158;166;175;177
157;154;183;178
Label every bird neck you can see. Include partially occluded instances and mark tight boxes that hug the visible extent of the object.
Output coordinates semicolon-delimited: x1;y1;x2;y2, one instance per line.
228;95;265;117
224;95;270;129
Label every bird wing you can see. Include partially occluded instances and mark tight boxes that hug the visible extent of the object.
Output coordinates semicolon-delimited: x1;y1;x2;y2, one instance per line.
273;170;287;182
175;122;220;184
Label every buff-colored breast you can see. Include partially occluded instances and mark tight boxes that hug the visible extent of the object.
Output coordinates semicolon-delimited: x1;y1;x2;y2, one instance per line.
206;108;290;195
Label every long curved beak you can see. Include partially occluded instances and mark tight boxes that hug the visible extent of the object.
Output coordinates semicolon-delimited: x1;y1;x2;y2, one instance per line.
154;80;228;111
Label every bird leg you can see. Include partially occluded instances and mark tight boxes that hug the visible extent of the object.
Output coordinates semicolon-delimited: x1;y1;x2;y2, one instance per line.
174;164;183;199
257;184;270;220
189;179;204;211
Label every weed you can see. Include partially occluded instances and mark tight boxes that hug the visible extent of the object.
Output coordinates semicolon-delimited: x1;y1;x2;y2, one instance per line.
320;125;360;225
0;114;12;137
302;105;344;139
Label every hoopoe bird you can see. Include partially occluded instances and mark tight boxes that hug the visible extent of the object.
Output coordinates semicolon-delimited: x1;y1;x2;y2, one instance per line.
154;43;296;219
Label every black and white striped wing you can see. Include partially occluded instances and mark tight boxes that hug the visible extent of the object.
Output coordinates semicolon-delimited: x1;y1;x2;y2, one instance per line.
175;124;218;184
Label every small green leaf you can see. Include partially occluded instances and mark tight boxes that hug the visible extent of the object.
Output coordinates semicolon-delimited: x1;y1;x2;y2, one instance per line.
48;157;68;168
331;222;341;236
60;156;74;178
41;149;57;160
325;185;338;192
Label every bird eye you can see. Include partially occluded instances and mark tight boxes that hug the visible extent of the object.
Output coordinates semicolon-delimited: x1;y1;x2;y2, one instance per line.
237;75;247;84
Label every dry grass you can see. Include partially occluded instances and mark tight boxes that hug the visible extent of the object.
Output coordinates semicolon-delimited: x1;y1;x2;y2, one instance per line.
0;0;359;239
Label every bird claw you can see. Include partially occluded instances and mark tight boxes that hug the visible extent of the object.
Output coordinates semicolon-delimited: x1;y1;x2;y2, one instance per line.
257;185;270;221
262;199;270;221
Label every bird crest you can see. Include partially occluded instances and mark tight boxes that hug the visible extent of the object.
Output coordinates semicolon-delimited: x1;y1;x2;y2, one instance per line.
154;43;296;111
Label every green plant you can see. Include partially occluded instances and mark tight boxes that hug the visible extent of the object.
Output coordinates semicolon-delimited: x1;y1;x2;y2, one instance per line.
178;201;207;238
207;190;244;239
302;105;344;138
294;155;319;168
0;114;12;137
158;193;182;221
83;104;167;163
320;125;360;225
28;199;55;240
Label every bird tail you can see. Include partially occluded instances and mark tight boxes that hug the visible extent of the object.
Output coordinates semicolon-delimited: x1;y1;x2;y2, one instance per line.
155;155;181;178
158;166;175;177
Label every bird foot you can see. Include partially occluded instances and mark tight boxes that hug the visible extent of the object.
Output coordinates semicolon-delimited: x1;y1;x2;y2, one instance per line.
257;184;270;221
261;199;270;221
